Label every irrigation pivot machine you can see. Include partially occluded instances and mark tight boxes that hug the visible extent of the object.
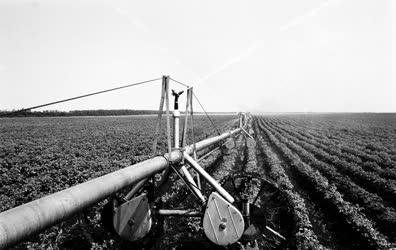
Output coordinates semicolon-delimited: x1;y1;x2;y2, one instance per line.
0;76;286;248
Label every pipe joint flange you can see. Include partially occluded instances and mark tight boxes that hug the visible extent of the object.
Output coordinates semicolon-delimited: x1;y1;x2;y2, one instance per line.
163;149;184;165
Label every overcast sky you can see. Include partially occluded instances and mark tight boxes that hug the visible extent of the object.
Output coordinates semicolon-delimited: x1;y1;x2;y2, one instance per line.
0;0;394;112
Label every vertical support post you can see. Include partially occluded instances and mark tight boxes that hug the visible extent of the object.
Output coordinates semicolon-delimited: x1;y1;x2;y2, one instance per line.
154;76;172;195
173;87;205;203
173;110;180;148
165;76;172;155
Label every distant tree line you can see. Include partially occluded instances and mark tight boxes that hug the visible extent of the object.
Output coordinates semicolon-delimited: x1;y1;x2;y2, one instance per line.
0;109;164;117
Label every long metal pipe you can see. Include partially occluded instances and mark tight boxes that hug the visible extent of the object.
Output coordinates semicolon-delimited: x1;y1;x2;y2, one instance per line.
178;165;206;203
185;128;241;154
184;153;235;203
0;128;241;248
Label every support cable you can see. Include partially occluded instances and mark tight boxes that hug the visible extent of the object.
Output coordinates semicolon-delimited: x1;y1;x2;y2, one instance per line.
169;77;190;88
189;88;201;189
152;77;167;154
193;93;221;135
181;88;190;147
3;77;162;116
189;89;197;159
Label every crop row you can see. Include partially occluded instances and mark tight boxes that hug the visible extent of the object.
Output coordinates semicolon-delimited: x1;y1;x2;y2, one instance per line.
244;122;261;174
256;118;391;249
267;119;396;181
264;119;396;207
271;117;395;168
210;133;245;181
281;119;396;179
276;117;396;163
262;119;396;241
268;119;365;164
252;119;325;249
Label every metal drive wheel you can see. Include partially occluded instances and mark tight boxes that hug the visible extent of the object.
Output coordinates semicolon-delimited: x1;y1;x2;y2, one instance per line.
219;172;292;249
100;177;165;249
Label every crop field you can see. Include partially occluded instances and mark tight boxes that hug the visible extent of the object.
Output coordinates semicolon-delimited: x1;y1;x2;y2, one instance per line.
252;114;396;249
0;115;236;249
1;113;396;249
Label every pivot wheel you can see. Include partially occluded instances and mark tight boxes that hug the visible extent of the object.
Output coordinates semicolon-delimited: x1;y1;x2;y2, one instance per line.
220;172;290;249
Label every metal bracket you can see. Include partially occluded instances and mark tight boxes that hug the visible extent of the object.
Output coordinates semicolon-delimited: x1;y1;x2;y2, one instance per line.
241;127;254;140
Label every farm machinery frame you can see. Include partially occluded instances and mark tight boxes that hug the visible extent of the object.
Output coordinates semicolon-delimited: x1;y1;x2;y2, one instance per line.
0;76;285;248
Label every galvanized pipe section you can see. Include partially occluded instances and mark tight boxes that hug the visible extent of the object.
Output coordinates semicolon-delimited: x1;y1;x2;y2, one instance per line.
179;165;206;203
183;153;235;203
185;128;241;154
0;153;177;249
0;128;241;248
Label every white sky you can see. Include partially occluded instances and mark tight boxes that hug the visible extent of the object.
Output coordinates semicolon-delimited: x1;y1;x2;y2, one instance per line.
0;0;394;112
